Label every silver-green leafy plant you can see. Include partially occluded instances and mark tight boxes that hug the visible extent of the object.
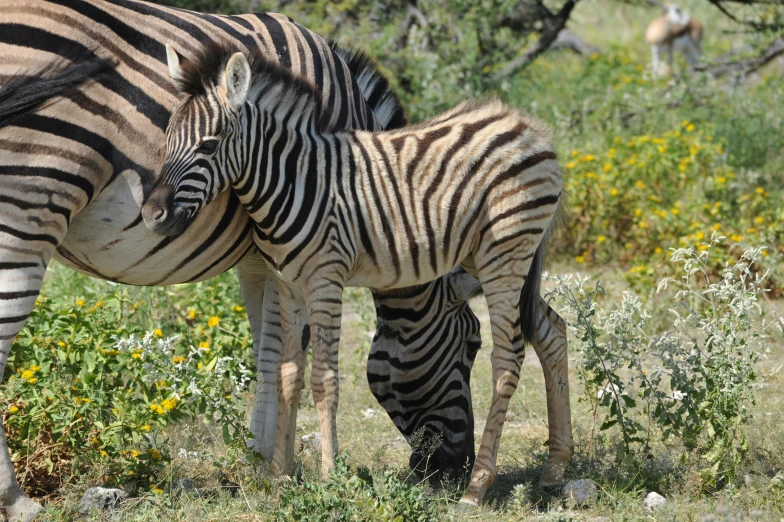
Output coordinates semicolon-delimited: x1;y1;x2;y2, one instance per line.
547;235;779;487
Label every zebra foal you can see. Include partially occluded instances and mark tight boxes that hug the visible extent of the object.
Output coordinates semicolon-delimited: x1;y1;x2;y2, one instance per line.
144;45;563;504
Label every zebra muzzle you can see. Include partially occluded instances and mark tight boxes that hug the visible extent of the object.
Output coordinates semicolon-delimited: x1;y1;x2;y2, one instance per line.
142;184;191;236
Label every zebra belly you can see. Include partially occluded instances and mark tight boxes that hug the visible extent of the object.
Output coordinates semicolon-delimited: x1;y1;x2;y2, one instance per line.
56;176;254;286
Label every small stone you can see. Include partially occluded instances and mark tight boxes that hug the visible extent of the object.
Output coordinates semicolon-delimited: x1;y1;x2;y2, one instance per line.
562;479;598;506
643;491;669;512
301;431;322;453
171;478;205;498
363;408;378;418
78;487;129;514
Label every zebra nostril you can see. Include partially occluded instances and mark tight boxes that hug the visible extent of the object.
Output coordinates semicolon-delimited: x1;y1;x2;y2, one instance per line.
153;209;167;223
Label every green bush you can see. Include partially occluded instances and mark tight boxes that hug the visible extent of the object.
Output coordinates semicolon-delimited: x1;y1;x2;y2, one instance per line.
2;272;254;495
548;237;776;489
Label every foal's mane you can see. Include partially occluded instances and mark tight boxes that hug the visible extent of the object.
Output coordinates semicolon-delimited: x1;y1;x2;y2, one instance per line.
174;41;334;132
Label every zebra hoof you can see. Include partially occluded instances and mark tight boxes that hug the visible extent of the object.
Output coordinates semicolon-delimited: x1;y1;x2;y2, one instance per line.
4;495;44;522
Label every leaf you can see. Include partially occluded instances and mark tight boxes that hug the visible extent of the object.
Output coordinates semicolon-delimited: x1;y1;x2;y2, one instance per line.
223;423;231;445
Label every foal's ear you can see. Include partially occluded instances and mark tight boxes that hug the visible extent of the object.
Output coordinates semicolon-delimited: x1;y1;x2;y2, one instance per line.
165;43;184;83
222;52;251;109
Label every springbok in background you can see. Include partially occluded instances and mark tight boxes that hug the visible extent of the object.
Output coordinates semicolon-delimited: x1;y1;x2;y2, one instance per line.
646;3;704;77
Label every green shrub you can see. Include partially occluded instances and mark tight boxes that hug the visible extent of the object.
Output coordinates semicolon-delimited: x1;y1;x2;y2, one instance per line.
2;273;254;495
548;237;776;489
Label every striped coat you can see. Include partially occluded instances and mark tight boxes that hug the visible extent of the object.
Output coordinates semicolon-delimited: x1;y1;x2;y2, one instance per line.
147;46;570;504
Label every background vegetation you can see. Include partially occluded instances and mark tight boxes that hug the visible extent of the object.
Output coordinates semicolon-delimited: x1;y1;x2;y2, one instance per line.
3;0;784;519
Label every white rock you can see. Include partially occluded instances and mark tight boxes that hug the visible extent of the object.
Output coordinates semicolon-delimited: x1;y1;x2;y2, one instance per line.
301;431;322;453
562;479;598;506
363;408;378;418
643;491;669;512
78;487;129;514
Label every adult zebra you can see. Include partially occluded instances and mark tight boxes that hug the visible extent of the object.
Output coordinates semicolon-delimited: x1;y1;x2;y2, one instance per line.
146;44;573;505
0;2;490;519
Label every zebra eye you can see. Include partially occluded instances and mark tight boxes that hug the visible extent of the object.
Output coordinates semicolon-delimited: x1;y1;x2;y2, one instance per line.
195;139;219;155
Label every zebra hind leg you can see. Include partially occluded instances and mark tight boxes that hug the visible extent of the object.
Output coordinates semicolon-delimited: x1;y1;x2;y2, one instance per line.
531;297;573;487
0;249;53;521
460;270;528;506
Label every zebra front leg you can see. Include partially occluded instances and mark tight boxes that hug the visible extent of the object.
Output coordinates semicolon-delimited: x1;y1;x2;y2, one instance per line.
304;280;344;479
272;284;309;475
0;248;54;521
236;255;278;461
532;297;573;487
460;272;528;506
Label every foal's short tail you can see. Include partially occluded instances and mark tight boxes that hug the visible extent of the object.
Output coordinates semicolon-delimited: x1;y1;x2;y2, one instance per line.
519;198;567;345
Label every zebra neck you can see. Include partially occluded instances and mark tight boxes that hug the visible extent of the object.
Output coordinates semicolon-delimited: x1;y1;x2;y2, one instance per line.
233;109;333;257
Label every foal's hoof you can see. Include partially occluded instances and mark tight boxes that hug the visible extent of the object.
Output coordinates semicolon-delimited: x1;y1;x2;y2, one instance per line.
454;499;479;512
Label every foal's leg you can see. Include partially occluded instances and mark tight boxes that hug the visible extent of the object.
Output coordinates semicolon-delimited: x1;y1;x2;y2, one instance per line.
303;278;345;479
460;270;529;506
532;298;573;487
272;284;309;475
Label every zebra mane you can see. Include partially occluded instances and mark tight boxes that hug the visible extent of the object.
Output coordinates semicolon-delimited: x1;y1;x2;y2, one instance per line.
175;41;332;132
329;42;408;131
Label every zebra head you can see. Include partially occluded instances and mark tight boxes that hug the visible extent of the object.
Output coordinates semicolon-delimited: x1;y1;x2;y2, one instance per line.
143;44;251;236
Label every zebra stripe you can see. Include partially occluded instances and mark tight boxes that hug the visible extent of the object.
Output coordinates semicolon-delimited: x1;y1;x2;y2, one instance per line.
150;47;573;503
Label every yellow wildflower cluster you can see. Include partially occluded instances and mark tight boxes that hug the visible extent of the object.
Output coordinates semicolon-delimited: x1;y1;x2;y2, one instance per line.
208;316;220;328
20;365;40;384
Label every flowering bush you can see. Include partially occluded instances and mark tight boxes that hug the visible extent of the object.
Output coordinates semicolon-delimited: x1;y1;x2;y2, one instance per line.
548;236;777;488
2;273;254;495
561;121;783;292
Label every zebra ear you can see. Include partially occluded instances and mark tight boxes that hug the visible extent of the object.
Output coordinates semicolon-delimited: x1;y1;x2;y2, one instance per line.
165;44;184;83
223;52;251;109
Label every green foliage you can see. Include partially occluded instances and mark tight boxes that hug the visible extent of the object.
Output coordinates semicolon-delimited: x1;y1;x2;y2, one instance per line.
548;237;776;489
2;270;254;495
276;454;442;522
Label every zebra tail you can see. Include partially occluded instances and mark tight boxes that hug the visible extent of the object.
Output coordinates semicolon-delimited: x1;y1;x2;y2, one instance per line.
0;49;114;129
519;198;567;345
329;41;408;130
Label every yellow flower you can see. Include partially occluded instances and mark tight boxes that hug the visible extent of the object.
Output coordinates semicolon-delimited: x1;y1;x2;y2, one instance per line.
150;403;164;415
131;450;141;458
151;487;163;494
575;255;586;264
8;406;18;413
686;123;695;132
161;397;178;411
716;176;726;184
20;370;34;381
654;247;663;254
132;353;142;360
172;356;185;364
81;398;91;403
30;365;39;372
57;341;66;348
597;235;607;243
75;298;85;307
634;180;646;190
658;145;667;153
565;161;576;169
153;329;163;337
712;224;721;231
234;305;244;313
198;341;210;349
148;448;162;460
188;309;196;320
634;208;642;217
755;216;764;225
603;163;612;173
208;316;220;328
610;188;618;196
140;425;151;432
35;298;41;307
27;378;37;384
100;450;108;457
671;208;679;215
581;154;596;162
756;187;765;195
698;244;709;251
